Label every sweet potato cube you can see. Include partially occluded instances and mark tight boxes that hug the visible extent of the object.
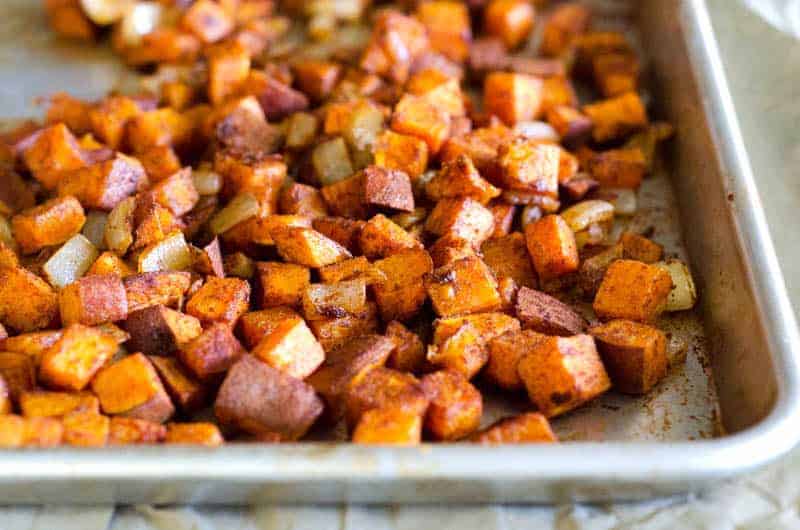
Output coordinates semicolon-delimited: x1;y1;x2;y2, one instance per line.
385;320;426;373
540;3;591;57
308;302;380;352
215;151;286;213
243;71;309;121
547;105;594;144
321;173;368;220
165;422;224;445
293;61;342;102
391;95;451;154
495;139;560;195
59;274;128;327
302;280;367;322
372;249;433;322
481;232;537;289
406;69;466;119
58;153;146;211
312;217;364;254
428;235;475;268
484;72;542;125
62;411;109;447
89;96;142;150
21;123;86;190
271;226;352;268
319;256;384;285
416;1;471;62
373;130;429;182
359;214;422;259
216;354;323;440
108;417;166;445
178;323;245;383
593;260;672;322
485;329;546;391
590;319;668;394
487;202;516;238
525;214;579;282
255;262;309;309
426;322;487;379
593;52;639;98
226;214;312;247
515;286;587;336
0;266;58;332
123;271;192;313
280;183;327;218
181;0;233;43
207;41;251;105
485;0;535;50
0;353;35;403
20;416;64;447
161;81;196;112
38;324;117;392
425;198;495;247
621;232;663;263
0;331;62;365
237;307;300;349
149;356;207;412
426;155;500;205
432;312;521;346
587;148;647;188
19;390;99;418
421;370;482;441
12;196;86;255
142;168;199;217
472;412;557;444
425;256;502;317
124;305;202;356
0;375;9;414
583;92;648;143
344;367;428;429
0;415;25;447
126;108;195;154
186;277;250;326
352;406;422;445
517;334;611;417
363;166;415;213
92;353;175;423
0;166;35;217
45;92;91;134
578;243;623;297
359;11;429;84
251;315;325;379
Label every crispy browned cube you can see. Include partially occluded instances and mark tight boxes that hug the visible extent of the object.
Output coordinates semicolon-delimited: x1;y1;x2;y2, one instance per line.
165;422;224;445
302;279;367;322
251;315;325;379
593;52;639;98
481;232;537;290
372;249;433;322
19;390;98;418
517;334;610;417
407;69;465;118
133;201;182;251
0;330;62;364
546;105;594;145
89;96;142;150
495;138;560;197
45;92;91;134
225;214;312;248
293;61;342;102
140;168;199;217
440;122;513;174
124;271;192;313
344;367;428;430
0;375;9;414
485;0;535;50
21;123;86;191
385;320;426;373
280;183;328;219
0;353;35;404
428;235;475;268
484;72;542;125
243;71;309;121
359;214;422;259
139;146;184;183
186;277;250;326
525;214;579;282
57;153;146;211
59;274;128;327
359;11;429;84
352;406;423;445
587;148;647;188
161;81;196;112
426;321;487;379
150;355;207;412
181;0;233;43
621;232;663;263
373;130;429;182
416;1;471;62
38;324;117;392
432;312;520;346
216;354;323;440
126;108;195;154
0;266;58;332
123;27;202;66
363;166;415;213
124;305;202;357
589;319;668;394
420;370;482;441
215;151;286;214
252;261;309;309
92;353;175;423
426;155;500;205
515;286;587;336
425;198;495;247
271;226;352;268
425;256;502;318
178;323;245;383
192;237;225;279
540;3;591;57
308;302;380;352
12;196;86;255
0;415;64;448
237;307;301;349
312;217;365;254
207;41;251;105
485;329;545;390
321;173;368;220
62;411;110;447
593;259;673;322
318;256;383;285
391;94;451;154
472;412;557;444
583;92;647;143
108;417;167;445
486;202;515;238
578;243;623;297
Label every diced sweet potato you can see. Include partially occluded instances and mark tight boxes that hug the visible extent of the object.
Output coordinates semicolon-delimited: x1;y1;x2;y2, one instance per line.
140;168;199;217
0;352;35;404
149;356;207;412
59;274;128;327
481;232;537;290
426;155;500;205
487;202;516;238
420;370;482;441
321;173;368;220
425;256;502;318
279;183;328;219
428;235;475;268
494;139;560;197
391;94;451;154
178;323;246;382
243;71;309;121
125;108;195;155
312;217;365;254
307;302;380;352
363;166;415;213
12;196;86;255
318;256;384;285
344;366;428;429
406;69;466;118
385;320;426;374
546;105;593;145
237;307;301;349
0;375;9;414
38;324;117;392
181;0;234;43
540;3;591;57
161;81;196;112
89;96;142;150
0;166;35;217
225;214;312;247
254;262;310;309
524;214;579;282
139;146;184;184
302;280;367;322
165;422;224;445
0;415;64;447
293;61;342;102
587;148;647;188
0;331;62;366
19;390;99;418
92;352;175;423
517;334;610;417
485;329;546;390
589;319;668;394
123;271;192;313
215;354;323;440
484;72;542;125
215;152;286;214
21;123;86;190
416;1;471;62
515;286;586;336
593;52;639;98
620;232;663;263
45;92;92;134
107;417;166;445
352;406;422;445
359;11;429;84
0;266;58;332
593;259;673;322
583;92;647;143
472;412;557;444
425;198;495;247
207;41;251;105
251;315;325;379
57;153;146;211
372;249;433;322
62;411;110;447
373;130;429;182
426;321;487;379
485;0;535;50
124;305;202;357
359;214;422;259
0;414;25;447
185;277;250;326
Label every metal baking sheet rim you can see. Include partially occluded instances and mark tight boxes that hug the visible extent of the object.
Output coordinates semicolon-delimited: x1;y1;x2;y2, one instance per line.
0;0;799;504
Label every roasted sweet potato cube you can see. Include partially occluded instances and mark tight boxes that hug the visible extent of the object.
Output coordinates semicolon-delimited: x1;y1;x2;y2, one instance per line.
426;155;499;205
426;321;487;379
406;69;466;118
359;11;429;84
321;173;368;220
45;92;91;134
243;71;309;121
593;260;673;322
472;412;557;444
185;277;250;326
487;202;516;238
0;331;62;365
416;1;471;62
108;417;167;445
57;153;146;211
0;241;18;270
587;148;647;188
89;96;142;150
385;320;426;373
18;416;64;447
61;411;109;447
251;315;325;379
495;138;560;196
124;305;201;357
425;256;502;318
271;226;352;268
372;249;433;322
181;0;233;43
308;302;380;352
59;274;128;327
484;72;542;125
547;105;593;145
391;95;451;154
225;214;312;248
440;121;513;174
21;123;86;190
126;108;195;154
38;324;117;392
0;166;35;217
122;27;202;66
524;214;579;282
485;329;546;390
12;196;86;255
485;0;535;50
515;287;587;336
578;243;623;297
590;319;668;394
540;3;591;57
363;166;415;213
583;92;647;143
593;52;639;98
432;312;521;346
216;354;323;440
123;271;192;313
428;235;475;268
352;406;422;445
621;232;663;263
293;61;342;102
420;370;482;441
254;262;309;309
178;323;245;383
165;422;224;445
575;31;633;73
481;232;537;289
133;146;180;184
92;353;175;423
0;353;35;404
237;307;300;349
373;130;429;182
280;183;328;218
207;41;251;105
517;334;611;417
149;356;207;412
0;266;58;332
141;168;199;217
344;367;428;429
425;198;495;247
161;81;196;112
19;390;98;418
302;280;367;322
215;151;286;213
319;256;384;285
312;217;364;254
359;214;422;259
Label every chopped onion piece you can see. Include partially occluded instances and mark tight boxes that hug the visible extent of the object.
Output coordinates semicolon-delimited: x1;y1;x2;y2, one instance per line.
80;0;132;25
561;200;615;232
656;259;697;311
192;167;223;196
82;211;108;250
117;1;163;48
138;230;192;272
209;193;260;235
104;196;136;255
514;121;560;142
43;235;99;289
607;188;638;216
